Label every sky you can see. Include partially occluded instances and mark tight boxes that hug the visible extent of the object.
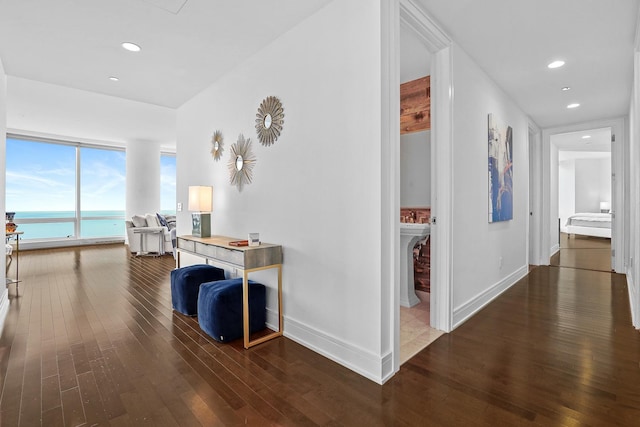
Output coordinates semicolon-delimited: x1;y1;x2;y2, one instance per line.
6;138;176;213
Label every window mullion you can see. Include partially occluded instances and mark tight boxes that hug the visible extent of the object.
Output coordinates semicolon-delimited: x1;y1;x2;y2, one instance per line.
75;146;81;238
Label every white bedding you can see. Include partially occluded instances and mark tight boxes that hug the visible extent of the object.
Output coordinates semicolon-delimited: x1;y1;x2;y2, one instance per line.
565;212;612;229
565;212;612;238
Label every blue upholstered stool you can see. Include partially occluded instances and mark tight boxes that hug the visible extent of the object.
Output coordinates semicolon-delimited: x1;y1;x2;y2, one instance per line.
197;278;266;343
170;264;226;316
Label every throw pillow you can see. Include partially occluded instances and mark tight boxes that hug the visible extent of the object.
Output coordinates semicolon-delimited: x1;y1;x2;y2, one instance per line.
145;213;160;227
132;215;147;227
156;213;169;228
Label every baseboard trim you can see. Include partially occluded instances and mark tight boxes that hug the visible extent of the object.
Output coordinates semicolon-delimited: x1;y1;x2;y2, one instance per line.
453;265;528;328
627;269;638;328
550;244;560;257
267;308;390;384
0;289;9;335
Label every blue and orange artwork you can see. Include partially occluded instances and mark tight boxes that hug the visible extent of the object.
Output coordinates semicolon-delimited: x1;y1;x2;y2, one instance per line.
488;113;513;223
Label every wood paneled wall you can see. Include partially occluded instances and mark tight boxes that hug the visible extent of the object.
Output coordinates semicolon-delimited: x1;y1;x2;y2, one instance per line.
400;76;430;134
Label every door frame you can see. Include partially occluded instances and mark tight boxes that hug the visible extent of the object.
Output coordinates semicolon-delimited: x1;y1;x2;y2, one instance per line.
385;0;454;376
539;118;625;272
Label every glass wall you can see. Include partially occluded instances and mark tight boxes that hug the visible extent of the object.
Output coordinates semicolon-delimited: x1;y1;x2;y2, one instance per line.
6;136;125;241
80;146;126;237
160;154;176;215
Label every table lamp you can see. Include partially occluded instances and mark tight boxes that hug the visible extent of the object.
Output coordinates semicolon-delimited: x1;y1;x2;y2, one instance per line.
188;186;212;237
600;201;610;213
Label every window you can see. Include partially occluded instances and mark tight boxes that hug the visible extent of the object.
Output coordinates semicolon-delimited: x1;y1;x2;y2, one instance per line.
6;136;125;241
160;154;176;215
80;147;126;238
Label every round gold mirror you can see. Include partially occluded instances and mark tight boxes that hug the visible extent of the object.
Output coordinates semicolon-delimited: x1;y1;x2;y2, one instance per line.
210;130;224;161
228;134;256;191
255;96;284;146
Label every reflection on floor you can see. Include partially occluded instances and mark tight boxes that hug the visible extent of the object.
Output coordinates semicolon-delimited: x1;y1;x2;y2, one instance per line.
551;232;611;272
400;290;444;364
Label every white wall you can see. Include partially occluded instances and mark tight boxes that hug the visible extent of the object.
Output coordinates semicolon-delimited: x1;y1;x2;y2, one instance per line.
558;159;575;232
6;77;176;150
550;143;559;251
177;0;387;382
0;58;8;332
626;50;640;328
575;158;611;212
400;131;431;207
400;24;430;83
449;43;530;326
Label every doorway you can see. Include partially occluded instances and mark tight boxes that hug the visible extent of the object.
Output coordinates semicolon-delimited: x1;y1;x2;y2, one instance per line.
397;16;444;364
551;127;613;272
538;118;624;273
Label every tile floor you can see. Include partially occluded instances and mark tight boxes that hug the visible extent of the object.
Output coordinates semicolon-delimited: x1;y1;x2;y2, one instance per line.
399;290;444;364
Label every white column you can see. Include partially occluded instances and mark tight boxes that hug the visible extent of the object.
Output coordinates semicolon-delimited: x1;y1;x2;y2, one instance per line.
126;140;161;220
0;57;9;332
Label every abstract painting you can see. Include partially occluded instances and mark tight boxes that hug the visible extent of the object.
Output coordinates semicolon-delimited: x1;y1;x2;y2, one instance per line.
488;113;513;222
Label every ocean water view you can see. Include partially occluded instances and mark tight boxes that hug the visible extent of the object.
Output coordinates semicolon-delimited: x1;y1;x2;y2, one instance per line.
9;210;175;240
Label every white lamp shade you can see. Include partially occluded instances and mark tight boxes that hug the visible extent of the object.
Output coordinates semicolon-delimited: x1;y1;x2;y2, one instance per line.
188;186;213;212
600;201;610;211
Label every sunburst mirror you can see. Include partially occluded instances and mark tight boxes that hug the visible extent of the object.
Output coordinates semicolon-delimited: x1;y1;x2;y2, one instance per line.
211;130;224;161
228;133;256;191
255;96;285;146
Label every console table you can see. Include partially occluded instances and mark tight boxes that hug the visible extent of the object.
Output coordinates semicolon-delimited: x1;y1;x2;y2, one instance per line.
176;235;283;349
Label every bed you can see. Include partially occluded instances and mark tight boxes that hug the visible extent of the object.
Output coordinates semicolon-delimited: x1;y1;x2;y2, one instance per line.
565;212;612;238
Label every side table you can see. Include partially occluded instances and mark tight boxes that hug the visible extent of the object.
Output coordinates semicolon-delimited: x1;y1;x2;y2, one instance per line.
133;227;165;256
6;230;24;293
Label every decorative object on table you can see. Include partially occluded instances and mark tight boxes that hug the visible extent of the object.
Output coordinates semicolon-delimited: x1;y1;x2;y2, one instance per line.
248;233;260;246
188;185;213;238
211;130;224;161
5;212;17;233
488;113;513;223
229;240;249;247
228;133;256;191
255;96;284;146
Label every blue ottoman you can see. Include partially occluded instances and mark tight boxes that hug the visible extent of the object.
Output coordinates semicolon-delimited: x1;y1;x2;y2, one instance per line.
171;264;226;316
197;278;266;343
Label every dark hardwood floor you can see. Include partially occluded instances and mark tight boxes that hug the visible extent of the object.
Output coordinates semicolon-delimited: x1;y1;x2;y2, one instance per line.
1;244;639;426
551;232;612;272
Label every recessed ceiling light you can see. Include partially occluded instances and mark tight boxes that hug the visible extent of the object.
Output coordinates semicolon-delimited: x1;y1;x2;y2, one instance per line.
548;60;565;69
567;103;580;109
561;86;571;91
121;42;141;52
581;135;591;139
109;76;119;81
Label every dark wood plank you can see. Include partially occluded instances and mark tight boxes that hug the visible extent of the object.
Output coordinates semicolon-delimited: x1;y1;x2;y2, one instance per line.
1;243;639;426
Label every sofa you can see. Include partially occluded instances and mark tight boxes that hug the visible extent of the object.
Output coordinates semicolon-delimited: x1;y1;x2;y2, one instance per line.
125;213;177;257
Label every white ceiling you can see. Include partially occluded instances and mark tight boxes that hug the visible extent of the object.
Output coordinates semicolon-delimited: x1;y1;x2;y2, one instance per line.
0;0;638;130
0;0;332;108
552;127;611;152
416;0;639;129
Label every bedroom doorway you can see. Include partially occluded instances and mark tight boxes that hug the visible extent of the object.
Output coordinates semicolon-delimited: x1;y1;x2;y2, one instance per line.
552;127;613;272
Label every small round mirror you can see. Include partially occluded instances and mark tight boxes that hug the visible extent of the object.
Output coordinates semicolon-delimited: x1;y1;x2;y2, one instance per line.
235;155;244;171
213;141;219;152
263;114;272;129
